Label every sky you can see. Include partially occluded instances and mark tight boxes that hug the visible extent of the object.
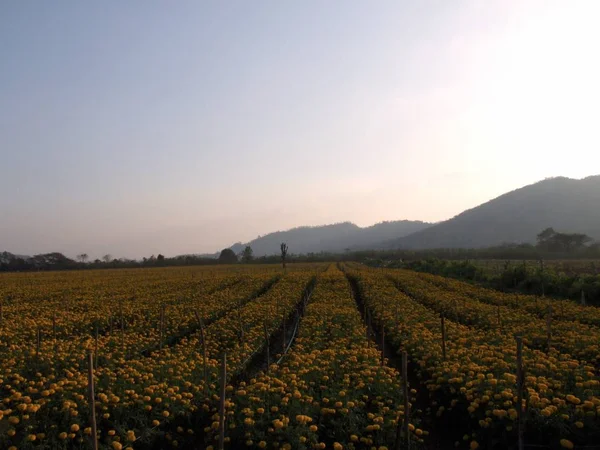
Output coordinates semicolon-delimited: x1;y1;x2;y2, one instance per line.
2;1;600;259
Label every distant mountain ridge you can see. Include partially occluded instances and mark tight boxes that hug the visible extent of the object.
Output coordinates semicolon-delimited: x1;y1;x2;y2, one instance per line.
385;175;600;249
228;220;431;256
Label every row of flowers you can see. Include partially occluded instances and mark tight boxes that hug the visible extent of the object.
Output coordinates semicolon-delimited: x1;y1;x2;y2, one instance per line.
389;269;600;366
203;264;424;449
345;266;599;449
0;265;320;449
415;270;600;328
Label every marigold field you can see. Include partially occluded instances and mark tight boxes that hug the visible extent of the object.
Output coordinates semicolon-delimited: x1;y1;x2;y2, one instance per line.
0;264;598;449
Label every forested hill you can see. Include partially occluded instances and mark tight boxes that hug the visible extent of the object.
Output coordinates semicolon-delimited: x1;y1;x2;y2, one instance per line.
384;176;600;249
229;220;431;256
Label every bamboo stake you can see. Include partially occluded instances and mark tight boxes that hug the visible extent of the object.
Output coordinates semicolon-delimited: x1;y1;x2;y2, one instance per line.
441;315;447;360
87;351;99;450
36;327;41;358
381;323;385;367
237;307;244;343
159;305;165;351
516;336;524;450
120;312;125;353
402;351;410;447
497;305;502;331
94;326;99;369
546;305;552;350
218;353;227;450
282;311;286;354
540;259;545;297
199;318;208;384
264;321;270;374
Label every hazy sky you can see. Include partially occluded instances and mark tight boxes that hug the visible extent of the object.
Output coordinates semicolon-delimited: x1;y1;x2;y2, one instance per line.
2;1;599;259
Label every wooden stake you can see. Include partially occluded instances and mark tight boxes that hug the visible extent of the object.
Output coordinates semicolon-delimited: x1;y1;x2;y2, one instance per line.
199;318;208;383
381;324;385;367
540;259;545;297
402;351;410;447
516;336;524;450
94;326;99;369
237;307;244;343
159;305;165;351
264;321;270;374
497;305;502;331
120;312;125;353
441;315;446;360
546;305;552;350
36;327;41;358
87;351;99;450
282;311;286;354
581;290;586;306
218;353;227;450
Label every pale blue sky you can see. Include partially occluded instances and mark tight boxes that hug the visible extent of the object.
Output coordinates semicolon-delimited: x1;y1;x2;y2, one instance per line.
2;1;599;258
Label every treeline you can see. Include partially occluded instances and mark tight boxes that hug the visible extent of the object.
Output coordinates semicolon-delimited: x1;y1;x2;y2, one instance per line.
0;252;219;272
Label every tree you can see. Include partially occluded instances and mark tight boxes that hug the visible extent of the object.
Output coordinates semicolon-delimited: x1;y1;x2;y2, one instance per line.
241;246;254;263
102;254;112;263
280;243;288;269
157;254;165;263
218;248;238;264
536;227;593;252
77;253;89;264
537;228;556;247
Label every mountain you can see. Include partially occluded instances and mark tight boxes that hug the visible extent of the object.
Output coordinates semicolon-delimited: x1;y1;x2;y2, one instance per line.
229;220;431;256
386;176;600;249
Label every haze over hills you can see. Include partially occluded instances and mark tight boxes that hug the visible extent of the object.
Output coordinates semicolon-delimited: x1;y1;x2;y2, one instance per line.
225;176;600;255
228;220;432;256
4;176;599;262
384;176;600;249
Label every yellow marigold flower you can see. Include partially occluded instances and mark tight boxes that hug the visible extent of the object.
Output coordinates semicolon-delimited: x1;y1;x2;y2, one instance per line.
470;441;479;449
560;439;574;449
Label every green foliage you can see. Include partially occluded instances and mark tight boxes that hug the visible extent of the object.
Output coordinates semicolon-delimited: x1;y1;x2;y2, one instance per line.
399;258;600;306
241;246;254;263
280;242;288;269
